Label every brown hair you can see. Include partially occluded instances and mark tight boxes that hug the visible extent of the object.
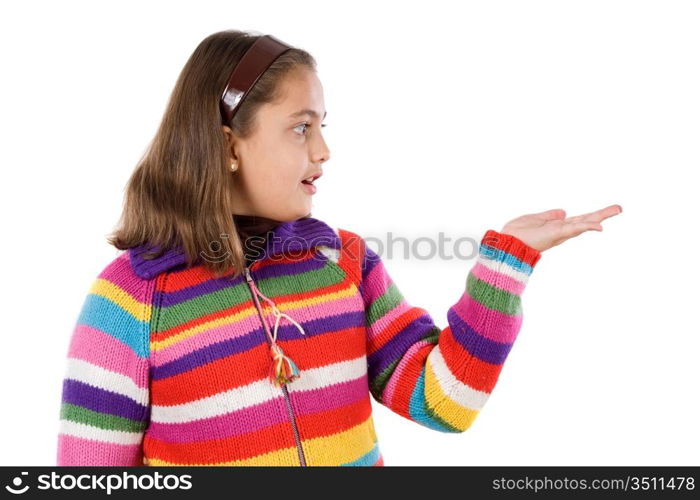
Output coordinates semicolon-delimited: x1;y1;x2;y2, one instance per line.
106;30;317;280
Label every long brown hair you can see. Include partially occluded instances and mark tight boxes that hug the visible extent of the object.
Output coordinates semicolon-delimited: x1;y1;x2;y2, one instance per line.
106;30;317;279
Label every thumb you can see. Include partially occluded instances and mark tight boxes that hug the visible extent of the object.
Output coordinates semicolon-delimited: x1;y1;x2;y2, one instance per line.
538;208;567;220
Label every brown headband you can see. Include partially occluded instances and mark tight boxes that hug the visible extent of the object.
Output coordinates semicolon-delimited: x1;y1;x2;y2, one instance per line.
219;34;294;126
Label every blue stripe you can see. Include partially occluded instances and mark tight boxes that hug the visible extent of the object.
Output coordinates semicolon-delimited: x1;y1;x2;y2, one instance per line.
77;294;149;358
342;442;381;466
478;244;533;275
408;370;457;433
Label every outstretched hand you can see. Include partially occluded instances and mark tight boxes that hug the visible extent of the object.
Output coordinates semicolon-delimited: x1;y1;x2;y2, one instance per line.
500;204;623;253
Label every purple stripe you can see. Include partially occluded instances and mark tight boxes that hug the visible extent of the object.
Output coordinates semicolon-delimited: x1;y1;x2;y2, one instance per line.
128;216;342;280
367;314;433;381
156;274;247;308
359;245;382;299
61;379;149;422
447;307;514;364
151;330;262;380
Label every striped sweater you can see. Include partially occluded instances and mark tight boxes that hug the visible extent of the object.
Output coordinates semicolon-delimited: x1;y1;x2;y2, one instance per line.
56;216;541;466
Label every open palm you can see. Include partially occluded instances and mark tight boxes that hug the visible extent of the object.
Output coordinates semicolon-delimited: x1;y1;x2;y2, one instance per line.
500;204;623;253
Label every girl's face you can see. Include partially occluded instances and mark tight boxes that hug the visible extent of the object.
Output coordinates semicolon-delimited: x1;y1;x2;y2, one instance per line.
223;67;330;221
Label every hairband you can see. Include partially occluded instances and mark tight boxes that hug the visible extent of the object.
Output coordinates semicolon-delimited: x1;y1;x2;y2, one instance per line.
219;34;294;126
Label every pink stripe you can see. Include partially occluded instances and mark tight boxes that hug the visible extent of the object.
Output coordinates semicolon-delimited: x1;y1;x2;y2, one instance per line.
153;310;263;365
292;374;368;415
452;292;522;344
383;340;432;407
154;294;363;365
68;325;149;389
57;434;142;466
148;396;288;442
363;261;418;344
367;300;413;345
471;261;525;295
289;293;364;322
147;376;367;443
363;259;391;298
97;253;153;304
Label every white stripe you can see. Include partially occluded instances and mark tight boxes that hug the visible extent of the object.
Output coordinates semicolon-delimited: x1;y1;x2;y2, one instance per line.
477;254;531;285
65;358;148;405
151;355;368;424
317;245;340;263
427;344;490;410
286;356;367;393
59;419;143;445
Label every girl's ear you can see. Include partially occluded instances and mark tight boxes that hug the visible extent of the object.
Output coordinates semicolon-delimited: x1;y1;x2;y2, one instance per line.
222;125;237;158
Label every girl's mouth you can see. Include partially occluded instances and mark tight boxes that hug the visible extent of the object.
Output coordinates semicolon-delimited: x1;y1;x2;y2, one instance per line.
301;180;317;194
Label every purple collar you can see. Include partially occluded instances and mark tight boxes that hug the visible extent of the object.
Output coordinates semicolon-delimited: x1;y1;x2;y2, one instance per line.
128;216;341;279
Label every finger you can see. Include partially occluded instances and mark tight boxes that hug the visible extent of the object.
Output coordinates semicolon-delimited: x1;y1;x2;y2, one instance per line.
561;221;603;239
565;204;622;224
598;204;623;220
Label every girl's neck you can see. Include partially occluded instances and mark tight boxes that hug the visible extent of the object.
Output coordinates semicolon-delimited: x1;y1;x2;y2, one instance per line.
233;214;282;267
233;213;281;240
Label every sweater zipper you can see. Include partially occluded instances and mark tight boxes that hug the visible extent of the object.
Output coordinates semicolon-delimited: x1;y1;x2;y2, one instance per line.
243;266;307;467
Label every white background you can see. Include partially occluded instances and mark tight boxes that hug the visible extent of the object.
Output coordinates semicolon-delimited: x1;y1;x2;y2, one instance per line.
1;0;698;466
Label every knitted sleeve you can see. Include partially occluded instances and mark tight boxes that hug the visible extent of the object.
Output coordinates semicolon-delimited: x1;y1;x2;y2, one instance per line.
356;229;541;433
56;253;155;466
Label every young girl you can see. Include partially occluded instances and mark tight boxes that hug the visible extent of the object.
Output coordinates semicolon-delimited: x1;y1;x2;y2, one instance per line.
56;30;622;467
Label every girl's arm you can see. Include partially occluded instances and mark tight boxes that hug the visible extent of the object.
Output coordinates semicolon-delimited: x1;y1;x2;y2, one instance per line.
56;255;154;466
352;228;541;433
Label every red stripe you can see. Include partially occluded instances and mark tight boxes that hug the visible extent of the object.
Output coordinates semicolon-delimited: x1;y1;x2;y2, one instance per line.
151;326;367;405
295;397;372;440
481;230;541;268
143;420;298;464
367;306;427;354
439;326;503;393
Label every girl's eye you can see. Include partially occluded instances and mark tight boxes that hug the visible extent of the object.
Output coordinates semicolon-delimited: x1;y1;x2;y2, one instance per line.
294;122;327;135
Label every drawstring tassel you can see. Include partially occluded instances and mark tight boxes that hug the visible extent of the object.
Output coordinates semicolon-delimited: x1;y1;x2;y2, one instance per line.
246;271;306;387
269;343;300;386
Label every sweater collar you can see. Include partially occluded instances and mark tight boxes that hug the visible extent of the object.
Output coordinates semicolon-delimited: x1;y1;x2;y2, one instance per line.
128;216;341;280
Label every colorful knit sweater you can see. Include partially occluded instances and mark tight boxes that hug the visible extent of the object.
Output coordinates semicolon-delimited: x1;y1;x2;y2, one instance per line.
56;216;541;466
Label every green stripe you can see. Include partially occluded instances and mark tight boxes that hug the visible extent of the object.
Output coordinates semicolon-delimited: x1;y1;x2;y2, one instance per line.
155;282;251;331
422;327;441;344
466;272;522;316
366;282;403;327
155;262;344;332
60;403;147;432
369;358;399;401
256;262;344;297
422;401;462;433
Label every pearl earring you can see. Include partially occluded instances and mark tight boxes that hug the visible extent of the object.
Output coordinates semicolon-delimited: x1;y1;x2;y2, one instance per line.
230;160;238;172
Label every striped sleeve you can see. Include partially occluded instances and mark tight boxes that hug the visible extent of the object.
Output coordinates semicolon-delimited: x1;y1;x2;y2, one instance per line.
57;253;155;466
359;229;541;433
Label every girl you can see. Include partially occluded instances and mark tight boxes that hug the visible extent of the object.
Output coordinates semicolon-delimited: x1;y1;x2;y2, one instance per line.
56;30;622;466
